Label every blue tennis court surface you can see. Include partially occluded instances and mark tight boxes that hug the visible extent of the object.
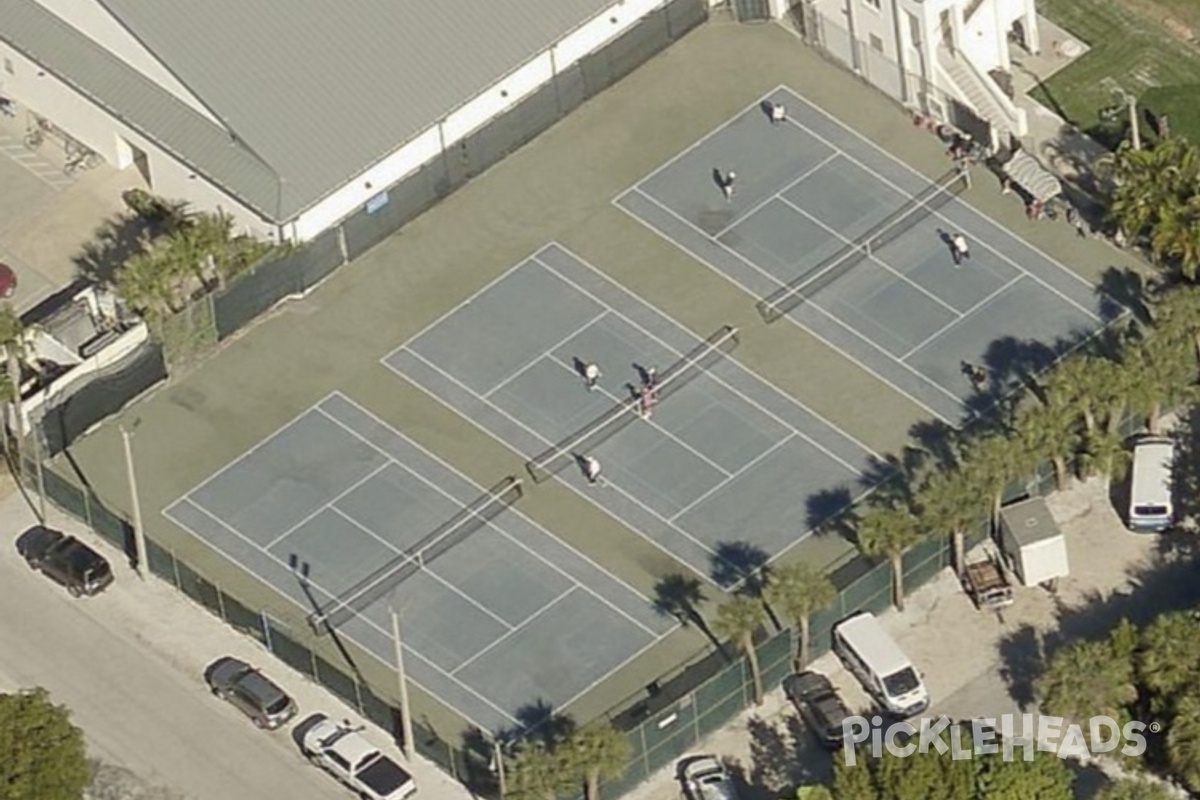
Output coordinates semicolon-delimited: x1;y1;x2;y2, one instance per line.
615;86;1123;422
164;392;672;733
384;244;878;586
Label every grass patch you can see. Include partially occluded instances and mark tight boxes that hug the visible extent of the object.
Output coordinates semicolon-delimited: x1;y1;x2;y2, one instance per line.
1031;0;1200;147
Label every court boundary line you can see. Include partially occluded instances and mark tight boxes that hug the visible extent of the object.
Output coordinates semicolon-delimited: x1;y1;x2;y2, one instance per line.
898;274;1024;361
613;188;960;418
711;152;841;239
773;88;1103;322
330;392;672;639
262;460;392;550
668;433;796;522
320;500;516;632
388;346;731;572
773;193;964;318
534;244;876;475
450;586;578;676
167;494;521;727
483;309;610;400
772;85;1111;299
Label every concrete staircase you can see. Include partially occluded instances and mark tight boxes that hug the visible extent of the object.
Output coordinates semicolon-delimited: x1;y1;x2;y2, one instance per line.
937;45;1027;147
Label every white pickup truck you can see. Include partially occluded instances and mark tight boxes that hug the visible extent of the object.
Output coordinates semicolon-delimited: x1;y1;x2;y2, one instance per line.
300;716;417;800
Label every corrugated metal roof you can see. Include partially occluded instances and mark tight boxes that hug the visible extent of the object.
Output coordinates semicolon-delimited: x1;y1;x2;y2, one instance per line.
5;0;615;222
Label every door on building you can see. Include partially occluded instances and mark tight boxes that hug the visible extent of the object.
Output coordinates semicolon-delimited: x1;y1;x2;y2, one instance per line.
130;144;151;188
734;0;772;22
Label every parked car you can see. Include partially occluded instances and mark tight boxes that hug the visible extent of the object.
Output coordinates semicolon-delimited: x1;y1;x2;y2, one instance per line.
782;671;853;748
679;755;738;800
204;656;298;730
17;526;113;597
300;715;416;800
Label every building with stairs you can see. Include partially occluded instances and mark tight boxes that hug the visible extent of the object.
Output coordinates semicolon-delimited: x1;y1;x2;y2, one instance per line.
792;0;1039;149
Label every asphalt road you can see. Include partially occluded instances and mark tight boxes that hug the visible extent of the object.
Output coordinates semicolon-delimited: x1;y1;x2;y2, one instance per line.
0;482;370;800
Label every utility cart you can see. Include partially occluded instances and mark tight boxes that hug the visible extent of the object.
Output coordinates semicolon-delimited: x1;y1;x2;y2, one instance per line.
962;551;1014;613
999;497;1070;591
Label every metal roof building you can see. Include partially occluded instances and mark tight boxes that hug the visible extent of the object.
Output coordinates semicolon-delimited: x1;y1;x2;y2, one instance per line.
0;0;681;240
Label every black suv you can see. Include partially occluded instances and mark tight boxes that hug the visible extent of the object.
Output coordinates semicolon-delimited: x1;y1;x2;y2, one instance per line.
17;526;114;597
783;671;853;749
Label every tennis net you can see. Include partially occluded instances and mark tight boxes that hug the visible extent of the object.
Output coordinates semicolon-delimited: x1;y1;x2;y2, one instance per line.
308;476;524;634
525;325;740;483
757;167;967;323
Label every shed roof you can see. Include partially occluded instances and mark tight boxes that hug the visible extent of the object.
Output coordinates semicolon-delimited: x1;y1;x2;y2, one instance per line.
999;496;1061;547
2;0;614;221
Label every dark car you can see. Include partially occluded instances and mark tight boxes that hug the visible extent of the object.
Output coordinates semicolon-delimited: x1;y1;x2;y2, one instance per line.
205;657;298;730
17;525;113;597
783;671;853;748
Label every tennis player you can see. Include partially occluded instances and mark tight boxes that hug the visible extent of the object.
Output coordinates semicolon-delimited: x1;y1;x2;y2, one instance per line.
583;362;602;391
640;387;657;419
583;455;602;484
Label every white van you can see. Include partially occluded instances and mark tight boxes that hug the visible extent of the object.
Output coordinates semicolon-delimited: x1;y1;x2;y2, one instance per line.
833;612;929;718
1128;435;1175;533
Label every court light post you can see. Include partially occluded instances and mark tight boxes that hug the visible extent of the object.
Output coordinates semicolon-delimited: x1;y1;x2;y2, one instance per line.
120;424;148;580
389;600;415;760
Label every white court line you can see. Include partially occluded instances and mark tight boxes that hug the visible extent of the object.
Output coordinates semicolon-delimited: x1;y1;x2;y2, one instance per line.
322;497;516;632
900;274;1024;360
775;90;1103;322
451;587;577;676
327;393;671;638
176;391;344;504
544;353;734;478
388;349;729;570
711;152;841;239
535;248;873;475
380;255;539;365
172;496;520;726
483;309;609;399
775;194;963;318
262;460;391;549
619;188;960;417
617;92;783;200
669;433;796;521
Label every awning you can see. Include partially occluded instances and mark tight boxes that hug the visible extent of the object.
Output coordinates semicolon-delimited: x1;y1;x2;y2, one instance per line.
1002;150;1063;203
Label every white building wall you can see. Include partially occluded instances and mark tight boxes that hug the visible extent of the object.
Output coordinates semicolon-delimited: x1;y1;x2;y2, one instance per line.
288;0;666;241
853;0;899;61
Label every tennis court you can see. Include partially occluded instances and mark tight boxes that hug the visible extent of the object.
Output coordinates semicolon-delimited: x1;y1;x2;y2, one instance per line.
615;86;1123;422
384;244;877;585
163;392;673;733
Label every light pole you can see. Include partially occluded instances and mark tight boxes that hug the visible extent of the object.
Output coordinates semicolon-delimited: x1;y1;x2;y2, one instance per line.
120;424;148;580
388;600;415;760
1113;87;1141;150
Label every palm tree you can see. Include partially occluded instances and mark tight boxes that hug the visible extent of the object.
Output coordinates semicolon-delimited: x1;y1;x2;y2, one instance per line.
1095;777;1180;800
1137;611;1200;697
1034;639;1137;725
1152;282;1200;371
713;595;767;706
915;466;986;578
1168;690;1200;793
508;741;575;800
0;305;25;470
762;562;835;668
1043;354;1105;435
115;250;176;320
565;723;631;800
1122;332;1194;434
1013;401;1082;490
962;431;1024;525
855;502;923;611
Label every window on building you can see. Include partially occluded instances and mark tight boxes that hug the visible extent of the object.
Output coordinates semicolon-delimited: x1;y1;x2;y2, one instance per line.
907;13;922;47
864;0;881;9
870;34;885;52
3;58;12;75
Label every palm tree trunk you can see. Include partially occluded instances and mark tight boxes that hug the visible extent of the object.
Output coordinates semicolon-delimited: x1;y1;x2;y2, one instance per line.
1052;455;1069;490
743;633;764;705
1083;408;1096;435
1106;404;1125;437
1148;401;1162;434
798;617;811;668
890;553;905;611
586;769;600;800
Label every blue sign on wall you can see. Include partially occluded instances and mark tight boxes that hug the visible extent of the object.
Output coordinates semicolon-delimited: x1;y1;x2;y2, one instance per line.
366;191;390;215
